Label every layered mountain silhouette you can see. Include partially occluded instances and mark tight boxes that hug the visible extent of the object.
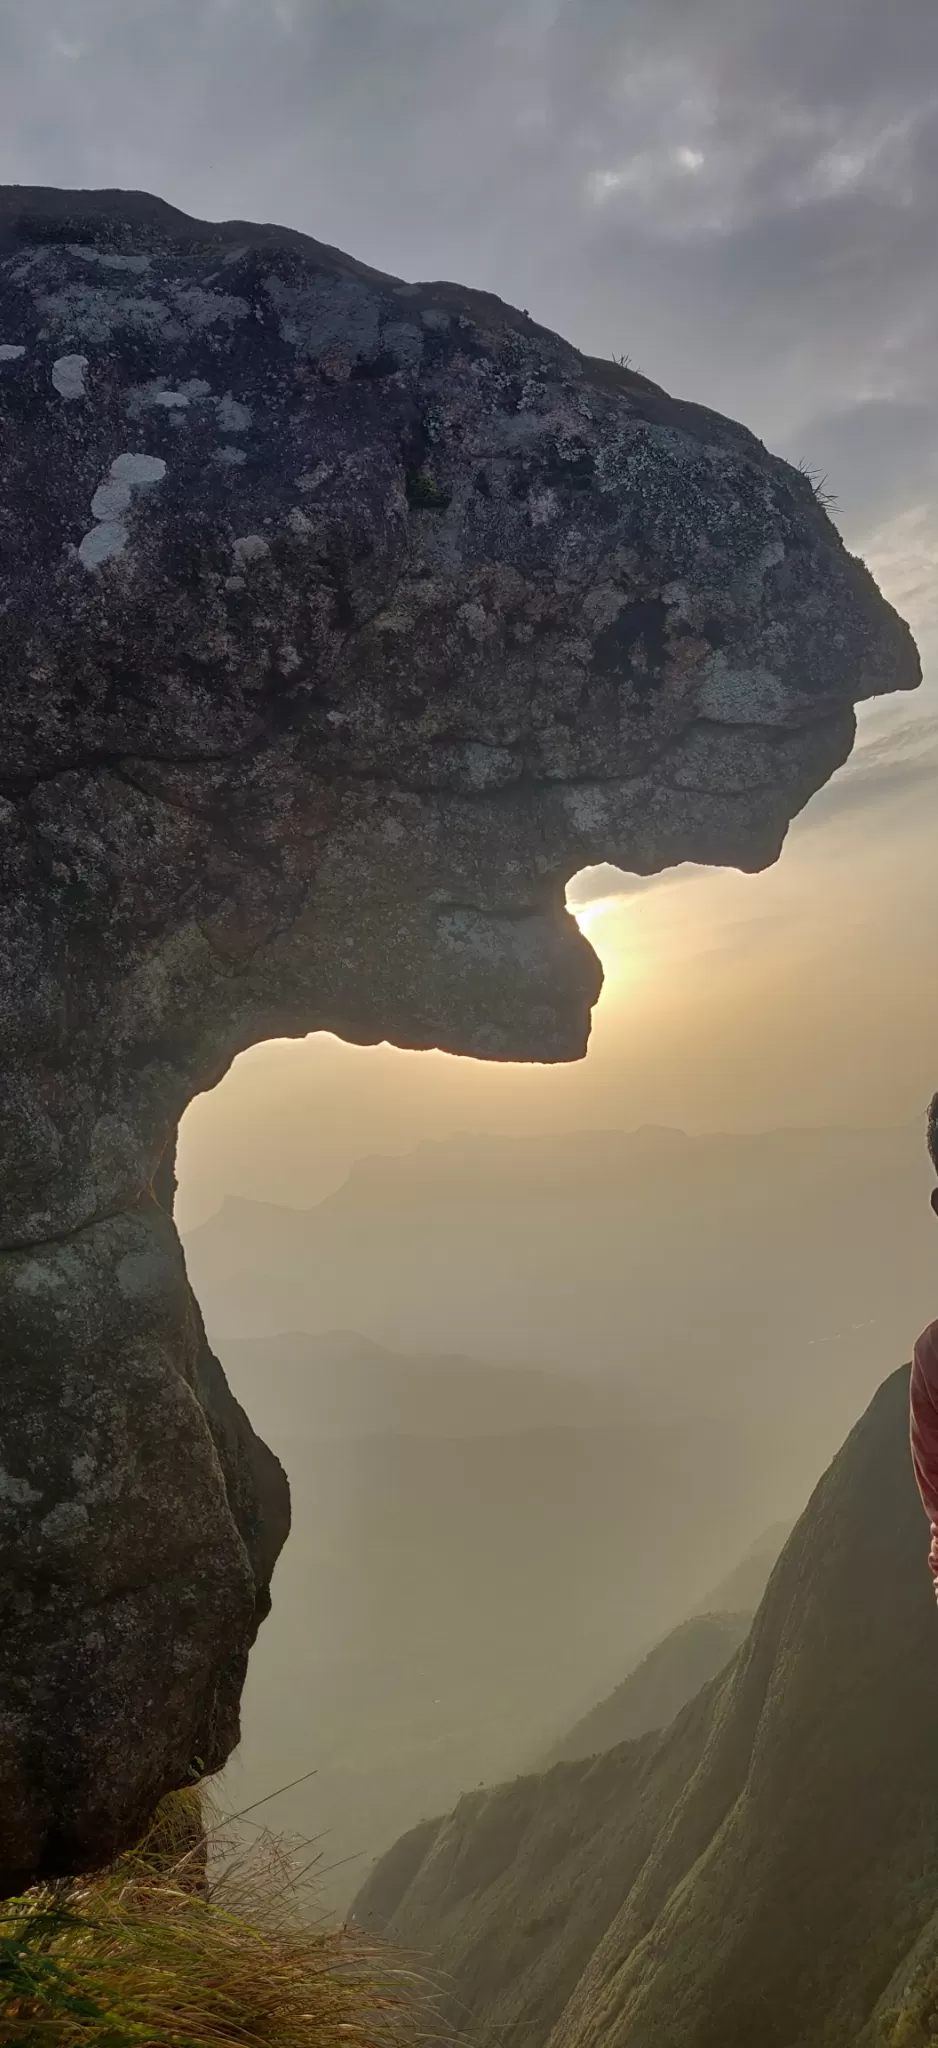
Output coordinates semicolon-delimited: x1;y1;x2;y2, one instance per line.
541;1525;790;1767
543;1612;753;1765
218;1332;780;1910
699;1520;793;1613
217;1329;678;1441
354;1367;938;2048
187;1124;936;1514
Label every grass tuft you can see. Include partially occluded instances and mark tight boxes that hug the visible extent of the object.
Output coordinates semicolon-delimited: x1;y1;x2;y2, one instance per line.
795;455;839;510
0;1790;426;2047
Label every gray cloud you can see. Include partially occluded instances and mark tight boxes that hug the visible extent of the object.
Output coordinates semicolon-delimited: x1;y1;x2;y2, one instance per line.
4;1;937;436
1;0;935;758
798;713;938;829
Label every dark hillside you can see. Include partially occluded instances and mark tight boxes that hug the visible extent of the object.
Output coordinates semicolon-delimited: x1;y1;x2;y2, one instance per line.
355;1367;938;2048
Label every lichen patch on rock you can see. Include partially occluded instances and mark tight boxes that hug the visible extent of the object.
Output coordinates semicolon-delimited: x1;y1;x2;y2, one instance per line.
51;351;89;398
79;451;168;568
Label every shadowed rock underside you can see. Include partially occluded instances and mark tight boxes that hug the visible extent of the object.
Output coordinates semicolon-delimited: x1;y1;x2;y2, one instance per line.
0;183;919;1890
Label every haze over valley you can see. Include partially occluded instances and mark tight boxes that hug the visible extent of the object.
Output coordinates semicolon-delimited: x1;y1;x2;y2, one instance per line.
186;1112;937;1904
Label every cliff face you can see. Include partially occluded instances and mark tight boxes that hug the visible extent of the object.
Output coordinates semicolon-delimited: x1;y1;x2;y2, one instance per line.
354;1368;938;2048
0;184;919;1890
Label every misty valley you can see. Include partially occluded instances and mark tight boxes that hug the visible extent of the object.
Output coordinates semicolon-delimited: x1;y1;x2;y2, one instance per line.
175;1114;938;2042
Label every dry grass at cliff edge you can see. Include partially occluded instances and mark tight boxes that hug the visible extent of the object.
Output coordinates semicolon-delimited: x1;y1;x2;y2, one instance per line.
0;1790;425;2047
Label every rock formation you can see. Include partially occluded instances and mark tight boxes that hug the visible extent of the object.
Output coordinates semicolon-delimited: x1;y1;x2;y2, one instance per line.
354;1368;938;2048
0;184;919;1891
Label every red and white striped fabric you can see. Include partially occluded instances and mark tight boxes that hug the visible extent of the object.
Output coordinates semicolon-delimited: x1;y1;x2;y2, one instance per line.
910;1321;938;1599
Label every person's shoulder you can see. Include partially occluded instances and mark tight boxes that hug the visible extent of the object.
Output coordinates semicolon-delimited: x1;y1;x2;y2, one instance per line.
914;1321;938;1379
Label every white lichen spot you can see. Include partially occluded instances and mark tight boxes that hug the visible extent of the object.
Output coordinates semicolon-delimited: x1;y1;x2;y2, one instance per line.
231;534;270;568
116;1245;169;1301
51;352;89;398
35;285;184;343
69;245;150;274
697;654;792;725
215;391;253;433
437;908;544;970
108;451;167;488
225;574;246;591
287;507;314;537
457;601;493;642
296;463;332;493
213;444;247;468
78;520;129;568
41;1499;90;1541
277;644;301;674
0;343;26;361
6;249;51;283
528;487;559;527
562;785;615;833
460;742;519;790
420;307;451;332
173;287;250;329
79;451;167;570
0;1466;40;1508
581;585;627;633
90;452;166;520
127;376;212;417
12;1258;70;1298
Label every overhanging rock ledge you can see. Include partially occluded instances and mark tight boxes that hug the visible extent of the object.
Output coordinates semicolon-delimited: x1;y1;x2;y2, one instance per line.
0;184;920;1890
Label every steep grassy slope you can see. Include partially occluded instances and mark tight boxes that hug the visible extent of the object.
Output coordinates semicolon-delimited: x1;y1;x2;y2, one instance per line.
354;1367;938;2048
545;1611;751;1764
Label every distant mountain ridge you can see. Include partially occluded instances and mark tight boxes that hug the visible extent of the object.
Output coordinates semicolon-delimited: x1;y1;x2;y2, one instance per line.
186;1121;935;1512
535;1523;789;1769
353;1366;938;2048
699;1520;792;1612
219;1331;778;1911
543;1611;753;1766
217;1329;691;1442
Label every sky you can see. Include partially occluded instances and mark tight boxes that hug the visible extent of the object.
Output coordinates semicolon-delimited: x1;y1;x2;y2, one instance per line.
3;0;937;1226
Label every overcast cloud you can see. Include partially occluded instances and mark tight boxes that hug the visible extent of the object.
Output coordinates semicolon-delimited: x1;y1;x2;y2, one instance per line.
4;4;937;516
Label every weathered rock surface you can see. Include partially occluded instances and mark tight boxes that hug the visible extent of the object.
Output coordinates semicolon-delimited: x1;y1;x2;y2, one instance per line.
354;1369;938;2048
0;184;919;1889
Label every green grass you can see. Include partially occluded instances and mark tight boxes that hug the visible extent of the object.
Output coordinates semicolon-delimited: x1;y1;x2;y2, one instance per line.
885;1979;938;2046
0;1791;425;2047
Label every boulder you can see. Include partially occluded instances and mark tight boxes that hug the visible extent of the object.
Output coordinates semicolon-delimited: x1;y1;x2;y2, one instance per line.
0;184;919;1889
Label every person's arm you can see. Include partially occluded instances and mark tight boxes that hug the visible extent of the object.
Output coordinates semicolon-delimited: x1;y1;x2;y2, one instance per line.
910;1325;938;1599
